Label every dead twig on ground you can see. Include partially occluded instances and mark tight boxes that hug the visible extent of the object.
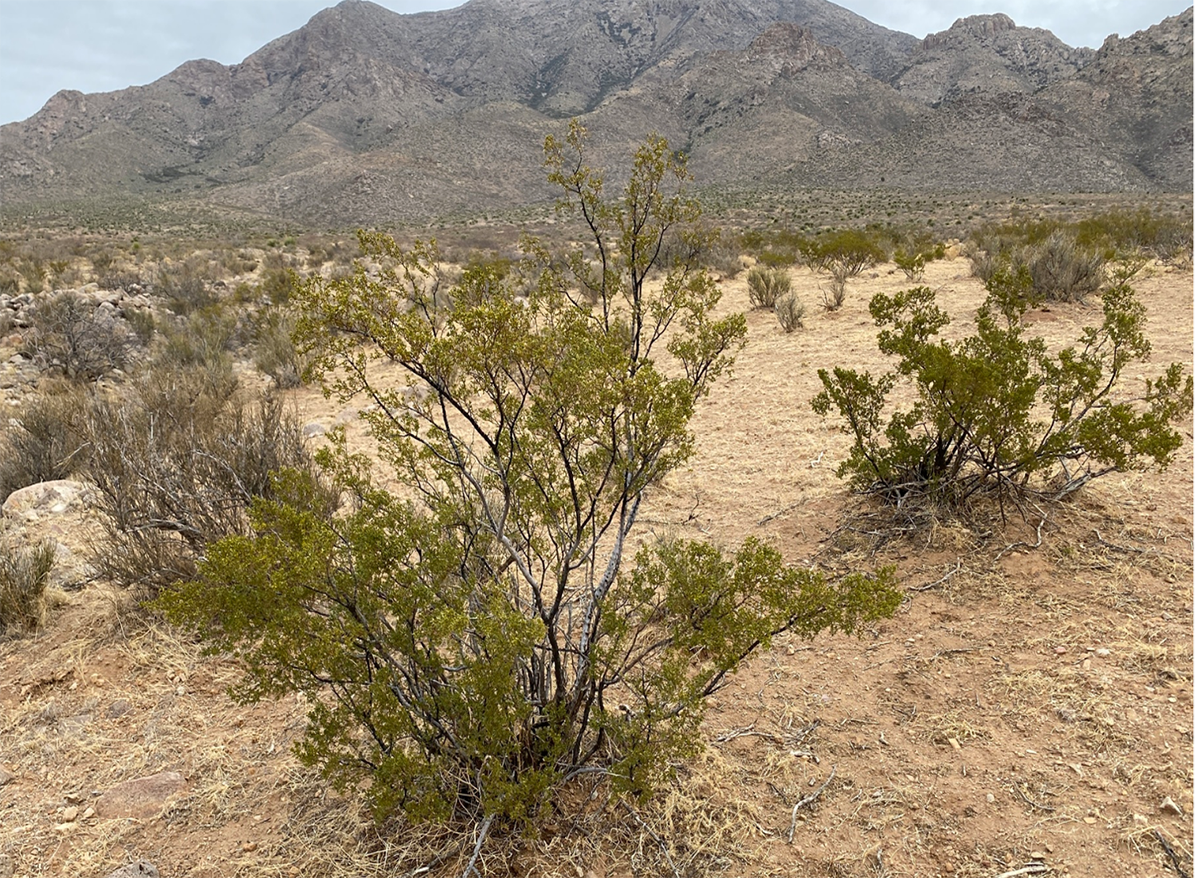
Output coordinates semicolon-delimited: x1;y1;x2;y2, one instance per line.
909;559;962;592
994;515;1047;562
994;865;1048;878
622;800;681;878
1154;829;1191;878
1008;779;1055;813
788;765;836;844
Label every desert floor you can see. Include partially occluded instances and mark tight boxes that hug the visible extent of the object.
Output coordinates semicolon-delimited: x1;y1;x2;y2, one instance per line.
1;254;1193;878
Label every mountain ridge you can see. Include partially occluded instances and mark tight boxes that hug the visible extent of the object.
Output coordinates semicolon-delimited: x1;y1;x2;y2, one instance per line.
0;0;1191;227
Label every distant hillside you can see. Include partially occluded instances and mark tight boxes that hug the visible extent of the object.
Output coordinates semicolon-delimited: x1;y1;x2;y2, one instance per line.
0;0;1191;227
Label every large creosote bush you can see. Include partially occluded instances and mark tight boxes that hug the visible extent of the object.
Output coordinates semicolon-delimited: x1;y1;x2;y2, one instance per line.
162;124;899;843
812;267;1192;511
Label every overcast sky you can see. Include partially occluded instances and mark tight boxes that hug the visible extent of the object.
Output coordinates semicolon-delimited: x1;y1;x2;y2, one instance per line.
0;0;1191;125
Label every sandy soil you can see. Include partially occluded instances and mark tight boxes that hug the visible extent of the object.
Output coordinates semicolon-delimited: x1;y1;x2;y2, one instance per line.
0;256;1192;878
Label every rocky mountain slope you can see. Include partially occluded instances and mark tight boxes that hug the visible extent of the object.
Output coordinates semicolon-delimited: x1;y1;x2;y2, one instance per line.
0;0;1191;227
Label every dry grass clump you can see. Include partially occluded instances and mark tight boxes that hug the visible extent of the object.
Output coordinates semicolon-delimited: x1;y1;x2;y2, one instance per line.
747;266;790;310
0;539;56;634
0;384;89;502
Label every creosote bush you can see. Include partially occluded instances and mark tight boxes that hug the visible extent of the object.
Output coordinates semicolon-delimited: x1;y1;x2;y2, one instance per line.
747;266;790;310
812;267;1192;512
162;126;899;847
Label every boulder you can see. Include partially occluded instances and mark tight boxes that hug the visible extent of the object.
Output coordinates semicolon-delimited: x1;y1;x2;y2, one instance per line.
94;770;186;820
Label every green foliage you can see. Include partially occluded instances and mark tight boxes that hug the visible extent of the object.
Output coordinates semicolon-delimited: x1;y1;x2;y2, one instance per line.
799;229;886;311
0;539;56;635
813;269;1193;510
799;229;887;278
746;266;790;310
163;125;898;833
892;233;946;281
1075;207;1192;261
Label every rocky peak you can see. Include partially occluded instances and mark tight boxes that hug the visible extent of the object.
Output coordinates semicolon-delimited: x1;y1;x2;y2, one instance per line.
745;21;846;67
923;13;1016;49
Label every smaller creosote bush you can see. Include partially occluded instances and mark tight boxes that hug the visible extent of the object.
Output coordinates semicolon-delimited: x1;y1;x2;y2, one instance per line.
775;293;805;332
747;266;790;310
0;387;89;503
0;539;56;635
21;291;140;380
812;267;1193;512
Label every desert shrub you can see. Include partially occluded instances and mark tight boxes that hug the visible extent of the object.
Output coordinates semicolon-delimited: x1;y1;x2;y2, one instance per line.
0;539;56;635
799;229;887;278
704;230;744;278
812;267;1193;513
892;233;946;281
16;258;46;294
775;293;805;332
97;269;145;292
801;229;886;311
747;266;790;310
253;306;309;389
20;290;139;380
1021;231;1105;302
161;125;899;848
156;258;215;314
257;266;297;304
1076;207;1193;261
156;308;240;377
124;307;156;345
0;388;89;502
85;367;316;597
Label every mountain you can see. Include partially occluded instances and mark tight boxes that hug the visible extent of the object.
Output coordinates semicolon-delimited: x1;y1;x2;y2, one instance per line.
0;0;1191;227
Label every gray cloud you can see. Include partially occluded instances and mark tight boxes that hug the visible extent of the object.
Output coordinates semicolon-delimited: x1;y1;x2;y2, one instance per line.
0;0;1190;124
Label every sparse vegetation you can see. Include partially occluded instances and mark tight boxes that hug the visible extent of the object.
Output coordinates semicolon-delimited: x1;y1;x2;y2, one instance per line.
0;387;89;503
20;290;140;380
86;367;316;597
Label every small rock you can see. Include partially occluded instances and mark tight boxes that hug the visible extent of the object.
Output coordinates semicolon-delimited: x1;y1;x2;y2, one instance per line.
242;841;258;852
82;806;95;820
1054;646;1067;655
105;862;159;878
1095;647;1111;657
0;766;14;786
62;806;78;822
1161;796;1183;816
986;793;995;803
